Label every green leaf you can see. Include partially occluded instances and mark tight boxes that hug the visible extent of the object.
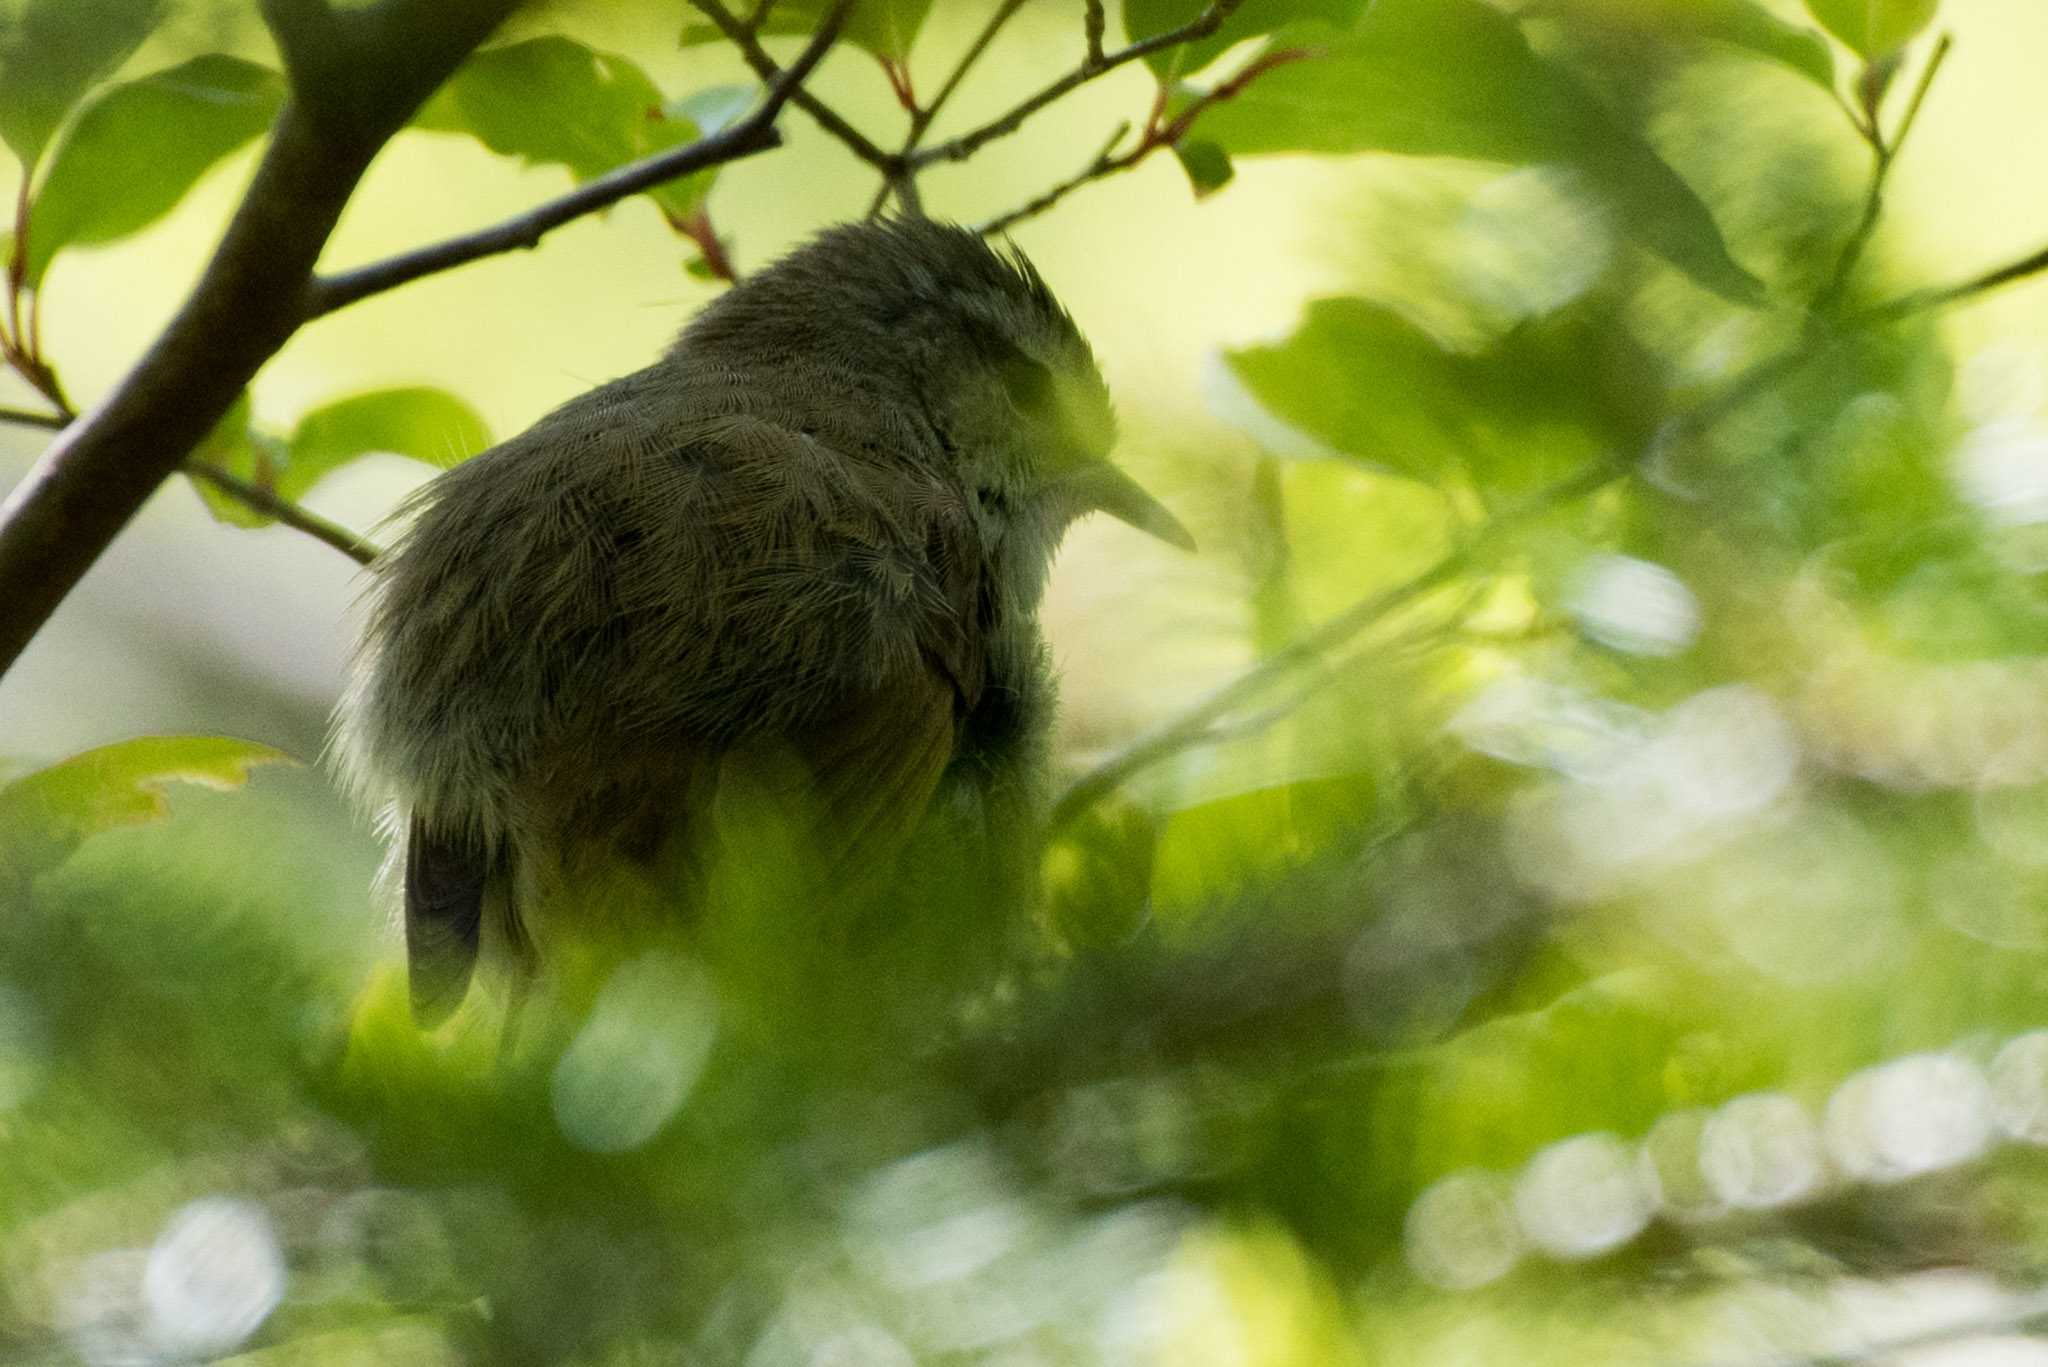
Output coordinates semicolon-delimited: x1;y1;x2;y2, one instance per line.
0;735;289;881
1152;775;1379;914
1221;298;1653;491
670;83;756;138
22;55;283;289
1172;139;1235;197
186;392;287;529
281;386;493;496
1805;0;1938;58
416;37;714;223
1122;0;1370;79
1525;0;1836;89
1194;0;1762;302
681;0;934;63
0;0;163;171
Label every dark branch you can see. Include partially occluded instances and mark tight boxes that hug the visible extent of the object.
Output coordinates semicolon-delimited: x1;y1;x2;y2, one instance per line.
0;404;66;431
687;0;894;168
912;0;1249;167
976;46;1309;236
304;122;784;318
184;460;382;565
0;0;527;680
307;2;853;317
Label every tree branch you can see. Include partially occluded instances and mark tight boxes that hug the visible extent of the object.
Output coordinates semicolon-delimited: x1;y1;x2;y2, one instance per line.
1050;461;1625;833
0;0;525;680
0;405;66;431
1814;33;1953;315
1859;238;2048;322
184;460;382;565
308;3;853;317
0;0;858;677
305;124;784;317
976;46;1309;236
686;0;895;168
911;0;1250;168
865;0;1030;218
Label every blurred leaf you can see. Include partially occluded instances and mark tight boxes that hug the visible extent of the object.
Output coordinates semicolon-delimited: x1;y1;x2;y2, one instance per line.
186;391;288;529
0;735;289;881
1194;0;1762;302
1122;0;1369;78
415;36;713;223
680;0;933;62
1221;298;1648;490
669;82;755;137
283;386;493;496
1805;0;1938;58
1512;0;1836;89
0;0;163;171
1173;138;1235;196
1152;775;1378;914
22;55;283;289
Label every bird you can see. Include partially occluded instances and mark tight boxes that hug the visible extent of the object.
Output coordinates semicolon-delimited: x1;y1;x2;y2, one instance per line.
334;218;1193;1028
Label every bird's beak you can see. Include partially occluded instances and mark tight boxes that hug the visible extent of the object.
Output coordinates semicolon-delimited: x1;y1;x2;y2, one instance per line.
1065;461;1197;552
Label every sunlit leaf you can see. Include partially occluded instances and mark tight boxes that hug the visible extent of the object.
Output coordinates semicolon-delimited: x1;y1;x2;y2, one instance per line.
22;55;283;289
0;735;290;881
1194;0;1763;302
282;386;493;496
415;37;714;223
0;0;163;171
679;0;933;63
1805;0;1938;58
1121;0;1370;78
1508;0;1836;89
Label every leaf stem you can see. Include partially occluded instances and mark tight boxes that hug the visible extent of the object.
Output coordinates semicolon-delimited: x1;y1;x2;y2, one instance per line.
911;0;1250;168
1814;33;1953;314
183;459;383;565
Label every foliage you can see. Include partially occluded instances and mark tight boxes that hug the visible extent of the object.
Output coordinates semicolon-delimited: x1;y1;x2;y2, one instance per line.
8;0;2048;1363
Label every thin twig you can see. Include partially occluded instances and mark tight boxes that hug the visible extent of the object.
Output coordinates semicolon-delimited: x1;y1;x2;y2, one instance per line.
687;0;895;168
907;0;1028;154
913;0;1250;167
305;3;855;318
866;0;1030;216
183;460;382;565
1814;33;1953;314
0;404;66;431
978;123;1131;235
1858;238;2048;321
975;46;1308;235
1084;0;1107;64
1051;461;1625;832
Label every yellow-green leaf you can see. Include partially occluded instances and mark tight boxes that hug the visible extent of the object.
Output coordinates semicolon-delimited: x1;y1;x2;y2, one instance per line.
1805;0;1938;58
0;735;290;881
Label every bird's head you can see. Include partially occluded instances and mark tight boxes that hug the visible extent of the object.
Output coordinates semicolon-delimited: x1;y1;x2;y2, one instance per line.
685;219;1194;555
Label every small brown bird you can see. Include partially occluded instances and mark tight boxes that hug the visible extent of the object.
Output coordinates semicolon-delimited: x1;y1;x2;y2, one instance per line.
336;219;1192;1026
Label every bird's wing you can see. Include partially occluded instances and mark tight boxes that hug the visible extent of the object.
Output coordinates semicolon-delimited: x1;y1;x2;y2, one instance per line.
366;372;988;884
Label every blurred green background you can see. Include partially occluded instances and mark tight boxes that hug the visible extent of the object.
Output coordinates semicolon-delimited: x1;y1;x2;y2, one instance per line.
7;0;2048;1361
